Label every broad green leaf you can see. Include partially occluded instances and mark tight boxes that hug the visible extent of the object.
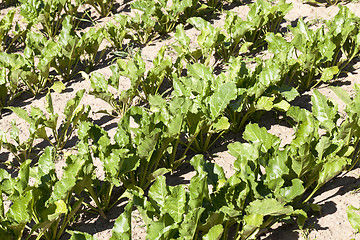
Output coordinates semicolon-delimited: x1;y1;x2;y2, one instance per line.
265;150;289;190
146;217;177;240
110;201;133;240
287;106;309;123
36;146;55;180
16;159;31;194
69;231;98;240
178;207;205;239
203;161;226;187
243;123;280;152
330;86;352;106
7;191;32;224
187;63;214;85
229;142;260;173
47;200;67;221
174;24;190;47
45;92;54;114
199;212;225;233
266;33;291;55
228;142;259;161
48;155;85;203
317;156;350;186
289;115;316;178
255;96;275;111
212;116;230;132
255;63;281;98
241;214;263;239
246;198;293;216
64;89;85;119
274;100;291;111
203;224;223;240
148;176;168;210
148;168;170;183
320;66;339;82
312;89;338;131
276;86;299;102
189;156;208;210
347;205;360;233
6;107;32;124
164;185;186;223
276;179;305;203
50;81;66;93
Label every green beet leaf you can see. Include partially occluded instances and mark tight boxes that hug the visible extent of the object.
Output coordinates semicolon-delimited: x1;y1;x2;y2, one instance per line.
246;198;293;216
347;205;360;233
110;201;133;240
312;89;339;132
243;123;280;152
203;224;223;240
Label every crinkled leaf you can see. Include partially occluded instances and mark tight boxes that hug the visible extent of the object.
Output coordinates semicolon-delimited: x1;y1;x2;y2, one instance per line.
164;185;186;223
312;89;338;131
208;82;237;119
243;123;280;152
320;66;339;82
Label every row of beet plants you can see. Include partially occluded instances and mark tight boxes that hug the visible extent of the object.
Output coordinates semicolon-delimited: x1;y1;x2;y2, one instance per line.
1;1;360;239
0;0;229;111
2;25;360;238
2;0;357;112
1;83;360;239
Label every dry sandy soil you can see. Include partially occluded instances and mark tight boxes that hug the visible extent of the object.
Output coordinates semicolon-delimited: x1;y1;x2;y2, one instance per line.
1;0;360;239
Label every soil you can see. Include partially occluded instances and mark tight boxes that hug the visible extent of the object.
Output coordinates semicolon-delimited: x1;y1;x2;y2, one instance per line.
1;0;360;239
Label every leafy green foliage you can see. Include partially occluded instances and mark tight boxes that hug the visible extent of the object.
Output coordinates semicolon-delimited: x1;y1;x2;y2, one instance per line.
85;0;115;17
0;148;84;239
0;90;90;164
80;27;106;71
0;31;59;96
331;85;360;170
266;6;360;90
105;14;130;51
1;10;31;52
244;0;292;48
174;0;291;66
20;0;82;38
131;0;196;36
0;59;22;111
0;118;40;164
225;56;295;132
51;16;86;81
126;11;157;45
88;49;171;115
1;1;360;239
183;17;225;66
172;63;237;152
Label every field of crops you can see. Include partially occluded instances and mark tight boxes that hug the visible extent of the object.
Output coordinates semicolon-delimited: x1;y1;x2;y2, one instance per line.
1;0;360;239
